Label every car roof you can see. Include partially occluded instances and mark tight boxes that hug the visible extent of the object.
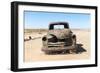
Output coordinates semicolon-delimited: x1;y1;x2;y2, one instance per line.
49;22;69;26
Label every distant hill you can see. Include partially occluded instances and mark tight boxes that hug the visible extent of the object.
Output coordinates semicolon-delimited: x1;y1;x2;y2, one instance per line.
24;29;90;33
24;29;48;33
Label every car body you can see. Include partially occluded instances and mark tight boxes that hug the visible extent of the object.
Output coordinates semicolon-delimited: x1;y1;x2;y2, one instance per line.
42;22;77;54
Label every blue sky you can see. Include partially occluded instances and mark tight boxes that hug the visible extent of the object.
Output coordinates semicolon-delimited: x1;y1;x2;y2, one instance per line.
24;11;90;29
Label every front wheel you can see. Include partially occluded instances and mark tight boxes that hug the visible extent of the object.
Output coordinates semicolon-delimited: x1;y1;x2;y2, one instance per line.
44;51;53;55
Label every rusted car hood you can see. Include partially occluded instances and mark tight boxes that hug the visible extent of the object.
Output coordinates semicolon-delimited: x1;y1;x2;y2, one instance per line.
48;29;72;39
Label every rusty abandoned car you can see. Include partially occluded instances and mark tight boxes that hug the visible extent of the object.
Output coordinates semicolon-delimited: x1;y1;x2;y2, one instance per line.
42;22;77;54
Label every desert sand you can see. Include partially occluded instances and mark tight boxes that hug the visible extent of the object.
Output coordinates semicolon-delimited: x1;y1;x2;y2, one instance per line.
24;29;91;62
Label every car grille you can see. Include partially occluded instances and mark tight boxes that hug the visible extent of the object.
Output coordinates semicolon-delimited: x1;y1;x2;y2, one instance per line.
48;38;72;47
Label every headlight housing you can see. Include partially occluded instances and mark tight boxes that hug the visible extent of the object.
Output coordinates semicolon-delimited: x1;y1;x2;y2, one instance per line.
42;37;47;41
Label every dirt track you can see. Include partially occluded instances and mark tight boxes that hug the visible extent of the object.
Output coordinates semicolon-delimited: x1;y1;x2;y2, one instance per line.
24;29;90;62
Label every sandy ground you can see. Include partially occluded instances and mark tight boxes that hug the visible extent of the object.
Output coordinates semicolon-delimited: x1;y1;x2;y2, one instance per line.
24;29;91;62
